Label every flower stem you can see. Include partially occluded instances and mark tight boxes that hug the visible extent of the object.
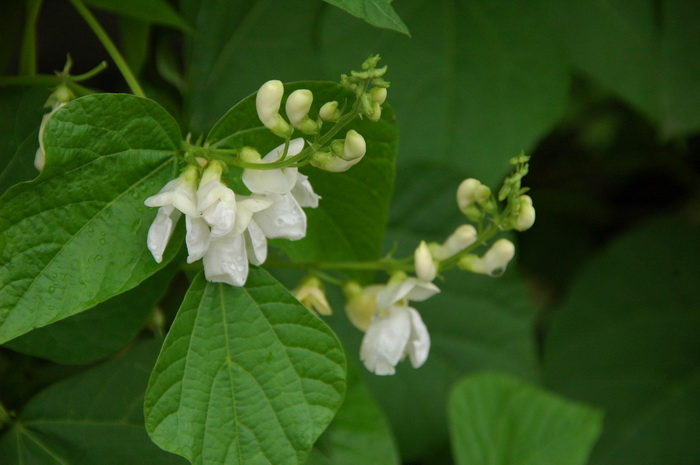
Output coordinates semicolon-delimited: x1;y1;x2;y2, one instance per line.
19;0;44;76
68;0;146;98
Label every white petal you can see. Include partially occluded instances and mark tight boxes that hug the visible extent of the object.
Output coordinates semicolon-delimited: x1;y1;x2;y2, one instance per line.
197;180;236;215
405;279;440;302
253;193;307;240
233;195;273;235
375;277;439;309
360;306;412;376
292;173;321;208
147;206;181;263
202;200;236;239
203;234;249;286
245;220;267;266
145;178;198;217
406;307;430;368
242;139;305;194
185;216;210;263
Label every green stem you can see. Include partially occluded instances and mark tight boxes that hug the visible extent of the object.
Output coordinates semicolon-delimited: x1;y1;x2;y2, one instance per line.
266;259;414;273
68;0;146;98
71;61;108;82
19;0;44;76
0;401;11;428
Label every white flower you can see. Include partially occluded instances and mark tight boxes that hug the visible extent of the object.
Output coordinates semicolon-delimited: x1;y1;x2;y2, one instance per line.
360;303;430;376
242;138;320;240
144;165;199;263
359;274;439;375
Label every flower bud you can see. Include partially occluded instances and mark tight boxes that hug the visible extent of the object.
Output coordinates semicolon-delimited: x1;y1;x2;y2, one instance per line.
343;130;366;161
442;225;477;257
414;241;437;282
370;87;387;105
319;101;341;122
34;103;67;172
310;151;361;172
238;146;262;163
343;281;382;332
459;239;515;277
256;80;292;137
514;195;536;231
285;89;319;134
367;102;382;122
293;276;332;316
456;178;481;212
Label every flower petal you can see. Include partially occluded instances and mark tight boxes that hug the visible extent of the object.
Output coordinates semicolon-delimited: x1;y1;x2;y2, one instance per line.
147;206;181;263
360;306;411;376
233;195;273;236
406;307;430;368
245;220;267;266
292;173;321;208
253;193;307;240
185;216;210;263
203;234;249;286
242;139;305;194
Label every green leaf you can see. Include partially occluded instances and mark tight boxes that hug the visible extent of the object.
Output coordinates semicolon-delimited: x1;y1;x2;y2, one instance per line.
320;0;569;186
207;81;397;271
181;0;324;134
322;0;410;36
0;85;50;195
3;263;176;364
0;339;188;465
0;93;182;344
144;270;346;465
542;218;700;465
306;362;400;465
448;372;603;465
659;0;700;137
83;0;190;32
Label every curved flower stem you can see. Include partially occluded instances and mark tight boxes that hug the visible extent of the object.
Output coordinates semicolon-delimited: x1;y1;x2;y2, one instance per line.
71;61;108;82
68;0;146;98
0;75;94;96
19;0;44;76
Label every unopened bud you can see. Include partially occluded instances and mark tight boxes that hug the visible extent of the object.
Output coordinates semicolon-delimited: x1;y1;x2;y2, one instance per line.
285;89;318;134
319;101;341;121
343;130;366;161
459;239;515;277
414;241;437;282
238;146;262;163
34;102;67;172
442;225;477;257
293;276;332;316
310;151;361;172
456;178;481;212
514;195;536;231
256;80;292;137
370;87;387;104
367;102;382;122
200;159;225;185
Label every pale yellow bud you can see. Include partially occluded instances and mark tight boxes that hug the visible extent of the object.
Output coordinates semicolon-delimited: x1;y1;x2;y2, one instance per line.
460;239;515;277
456;178;481;212
514;195;536;231
442;225;477;257
414;240;437;282
370;87;387;104
256;80;284;127
285;89;317;133
319;101;340;122
343;130;366;161
293;277;332;316
310;151;361;172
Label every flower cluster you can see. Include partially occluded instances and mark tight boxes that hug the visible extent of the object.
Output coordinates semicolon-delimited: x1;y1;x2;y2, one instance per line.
144;139;319;286
337;158;535;376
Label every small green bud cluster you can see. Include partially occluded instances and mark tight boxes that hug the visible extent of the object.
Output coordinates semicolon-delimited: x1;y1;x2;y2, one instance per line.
341;54;390;122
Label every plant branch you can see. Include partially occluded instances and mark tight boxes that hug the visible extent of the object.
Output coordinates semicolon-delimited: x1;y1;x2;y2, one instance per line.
19;0;44;76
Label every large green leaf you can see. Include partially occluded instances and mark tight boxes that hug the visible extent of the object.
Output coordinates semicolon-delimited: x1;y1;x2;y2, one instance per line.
0;339;188;465
181;0;324;135
144;270;346;465
448;372;603;465
306;362;400;465
83;0;190;31
322;0;410;36
546;0;700;137
207;81;397;269
320;0;569;186
0;85;50;194
3;263;176;364
0;93;182;343
542;218;700;464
